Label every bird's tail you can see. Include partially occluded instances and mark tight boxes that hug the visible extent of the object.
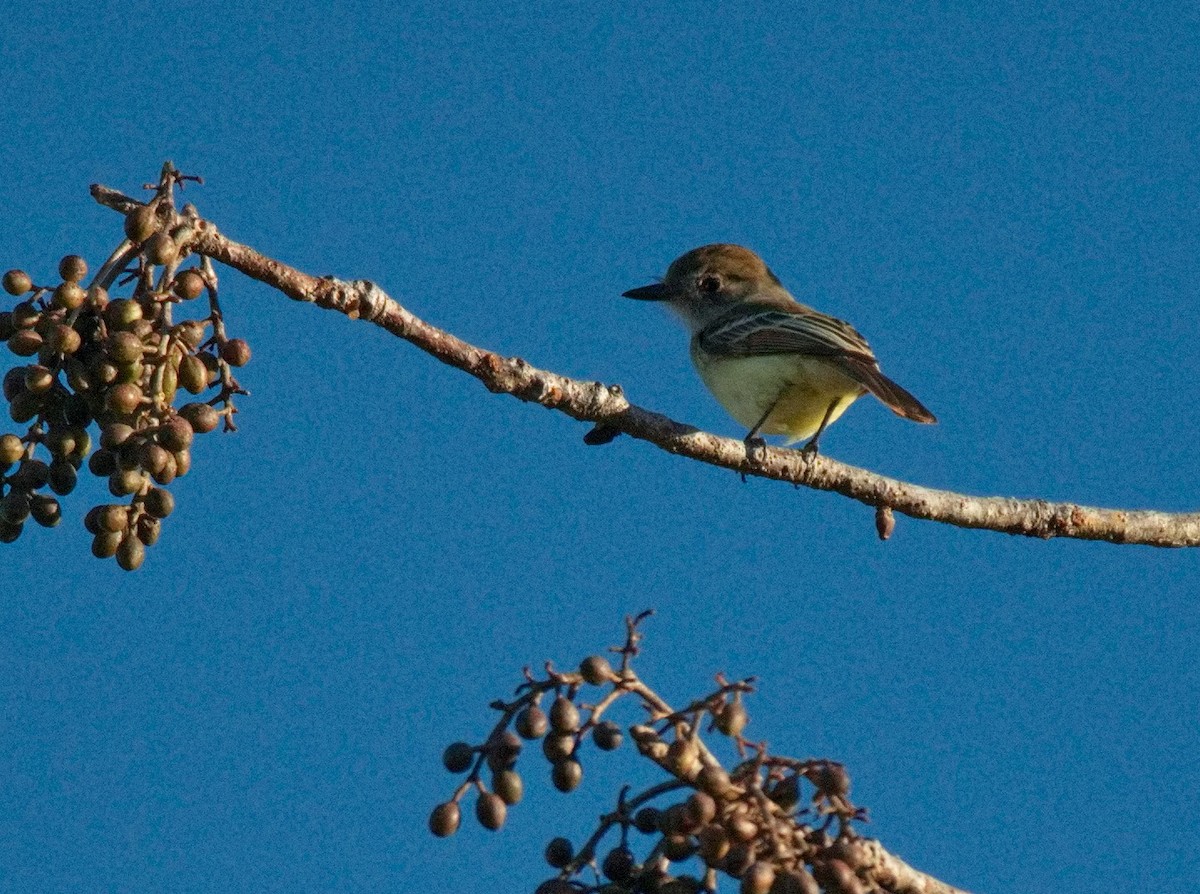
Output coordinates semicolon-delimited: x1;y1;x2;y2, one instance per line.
837;356;937;424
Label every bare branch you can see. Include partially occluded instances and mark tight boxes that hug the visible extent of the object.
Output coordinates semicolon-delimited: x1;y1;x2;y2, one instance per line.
851;837;973;894
90;181;1200;547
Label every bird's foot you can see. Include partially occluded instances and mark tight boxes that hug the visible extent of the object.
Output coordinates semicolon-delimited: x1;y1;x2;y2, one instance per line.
741;435;768;482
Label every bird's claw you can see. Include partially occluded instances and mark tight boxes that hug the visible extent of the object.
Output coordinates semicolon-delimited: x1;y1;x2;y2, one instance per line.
741;435;769;482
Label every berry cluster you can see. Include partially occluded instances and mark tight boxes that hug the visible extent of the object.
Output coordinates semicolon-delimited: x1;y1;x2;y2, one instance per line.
431;614;872;894
0;169;248;568
430;651;622;840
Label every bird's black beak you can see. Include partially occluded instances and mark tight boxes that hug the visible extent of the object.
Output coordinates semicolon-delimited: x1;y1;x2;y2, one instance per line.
621;282;671;301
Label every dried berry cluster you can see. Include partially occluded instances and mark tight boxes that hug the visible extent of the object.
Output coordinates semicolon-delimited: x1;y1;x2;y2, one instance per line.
430;614;875;894
430;650;622;841
0;167;247;568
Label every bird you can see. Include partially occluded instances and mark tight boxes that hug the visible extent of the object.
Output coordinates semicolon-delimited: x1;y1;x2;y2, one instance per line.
622;244;935;453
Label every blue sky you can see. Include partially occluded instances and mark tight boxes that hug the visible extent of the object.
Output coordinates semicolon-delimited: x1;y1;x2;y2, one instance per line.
2;3;1199;892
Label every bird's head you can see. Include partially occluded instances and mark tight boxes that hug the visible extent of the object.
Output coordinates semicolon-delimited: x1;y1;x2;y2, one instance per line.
622;244;787;330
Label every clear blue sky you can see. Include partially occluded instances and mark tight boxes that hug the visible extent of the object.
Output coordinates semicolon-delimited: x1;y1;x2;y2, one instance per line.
2;3;1199;892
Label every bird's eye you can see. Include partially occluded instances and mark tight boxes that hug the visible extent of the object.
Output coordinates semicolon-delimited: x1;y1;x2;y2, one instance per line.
697;274;722;294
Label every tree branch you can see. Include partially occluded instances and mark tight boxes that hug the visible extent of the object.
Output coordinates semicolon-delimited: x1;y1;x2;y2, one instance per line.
91;181;1200;547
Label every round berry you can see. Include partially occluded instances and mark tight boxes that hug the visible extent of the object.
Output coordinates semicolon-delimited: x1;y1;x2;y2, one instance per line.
2;270;32;295
428;801;460;838
475;792;507;831
442;741;474;774
124;205;157;243
544;837;573;868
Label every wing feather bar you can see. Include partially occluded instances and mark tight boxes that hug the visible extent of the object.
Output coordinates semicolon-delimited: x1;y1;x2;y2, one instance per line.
698;309;874;359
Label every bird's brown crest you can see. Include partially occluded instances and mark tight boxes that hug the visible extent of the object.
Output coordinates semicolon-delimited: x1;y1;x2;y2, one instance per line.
665;244;779;287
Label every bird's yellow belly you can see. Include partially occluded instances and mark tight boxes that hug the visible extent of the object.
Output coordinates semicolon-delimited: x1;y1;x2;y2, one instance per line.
691;352;864;444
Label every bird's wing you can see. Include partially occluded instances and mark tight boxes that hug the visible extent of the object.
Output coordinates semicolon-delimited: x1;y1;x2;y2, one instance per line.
696;307;937;424
696;308;876;361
